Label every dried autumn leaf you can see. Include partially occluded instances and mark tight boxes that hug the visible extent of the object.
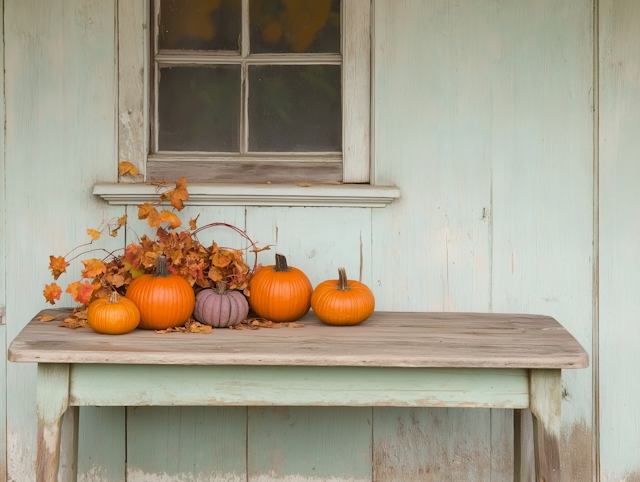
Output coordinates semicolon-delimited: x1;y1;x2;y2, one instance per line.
189;214;200;230
87;229;101;241
66;281;95;306
161;177;189;211
48;256;70;280
105;273;125;288
59;319;89;329
118;161;139;177
81;258;107;279
250;246;271;253
159;210;181;229
286;322;305;328
138;203;162;228
110;214;128;237
43;283;62;305
37;315;57;322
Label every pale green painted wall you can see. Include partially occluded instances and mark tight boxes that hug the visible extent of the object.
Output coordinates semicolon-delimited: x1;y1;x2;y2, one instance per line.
3;0;639;480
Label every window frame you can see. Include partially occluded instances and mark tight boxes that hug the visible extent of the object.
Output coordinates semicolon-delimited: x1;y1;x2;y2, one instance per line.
117;0;371;184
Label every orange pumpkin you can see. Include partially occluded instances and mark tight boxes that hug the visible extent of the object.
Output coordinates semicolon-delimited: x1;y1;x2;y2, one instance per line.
311;268;375;326
249;254;312;323
126;255;195;330
87;291;140;335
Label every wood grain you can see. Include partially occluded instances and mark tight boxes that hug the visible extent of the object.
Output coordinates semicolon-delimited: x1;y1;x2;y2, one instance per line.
4;0;122;479
126;406;246;481
248;407;371;482
599;0;640;480
68;364;529;408
147;160;343;184
10;310;588;369
58;407;78;482
530;370;562;482
36;364;69;482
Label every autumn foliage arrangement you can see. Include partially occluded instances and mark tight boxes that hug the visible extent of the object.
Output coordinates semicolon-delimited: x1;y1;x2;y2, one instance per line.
43;173;261;330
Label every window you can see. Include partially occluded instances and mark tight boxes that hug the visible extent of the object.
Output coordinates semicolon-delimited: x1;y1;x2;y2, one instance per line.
117;0;371;185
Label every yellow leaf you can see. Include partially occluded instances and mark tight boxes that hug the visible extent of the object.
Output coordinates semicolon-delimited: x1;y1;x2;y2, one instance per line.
37;315;56;322
87;229;101;241
159;210;182;229
118;161;139;177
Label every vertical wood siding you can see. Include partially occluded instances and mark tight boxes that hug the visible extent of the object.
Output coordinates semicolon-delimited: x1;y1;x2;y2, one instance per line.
599;0;640;481
0;0;613;481
4;1;121;480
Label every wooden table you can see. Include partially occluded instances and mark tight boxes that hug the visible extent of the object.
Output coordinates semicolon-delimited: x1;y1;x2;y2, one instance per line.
8;309;588;482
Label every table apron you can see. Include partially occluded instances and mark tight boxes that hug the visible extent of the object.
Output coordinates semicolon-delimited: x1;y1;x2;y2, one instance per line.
68;364;530;408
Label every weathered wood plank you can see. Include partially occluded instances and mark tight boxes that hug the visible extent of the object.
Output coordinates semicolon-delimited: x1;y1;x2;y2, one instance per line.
10;311;588;368
599;1;640;481
58;406;79;482
36;364;69;482
77;407;126;482
371;0;495;477
0;326;6;482
126;406;246;482
373;408;492;482
147;160;343;184
486;0;595;478
530;370;562;482
4;0;122;479
248;407;371;482
69;364;529;408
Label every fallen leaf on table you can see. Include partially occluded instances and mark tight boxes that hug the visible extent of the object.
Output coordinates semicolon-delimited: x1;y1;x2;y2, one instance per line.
37;315;57;322
286;322;305;328
59;318;89;329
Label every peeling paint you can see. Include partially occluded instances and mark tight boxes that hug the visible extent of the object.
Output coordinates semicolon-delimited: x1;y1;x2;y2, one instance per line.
7;431;34;482
78;465;111;482
561;421;593;482
127;469;244;482
250;473;368;482
601;471;640;482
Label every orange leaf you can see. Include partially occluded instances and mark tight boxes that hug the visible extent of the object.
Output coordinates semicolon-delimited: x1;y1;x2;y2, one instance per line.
66;281;95;306
43;283;62;305
159;210;181;229
87;229;101;241
138;203;162;228
189;214;200;230
48;255;70;280
81;258;107;279
208;267;223;282
110;214;128;237
160;177;189;211
119;161;139;177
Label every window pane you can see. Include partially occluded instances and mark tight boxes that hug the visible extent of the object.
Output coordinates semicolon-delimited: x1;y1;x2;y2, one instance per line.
248;65;341;152
159;0;241;51
250;0;341;54
158;66;241;152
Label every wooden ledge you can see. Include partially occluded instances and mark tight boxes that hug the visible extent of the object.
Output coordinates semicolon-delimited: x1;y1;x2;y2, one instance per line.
93;183;400;208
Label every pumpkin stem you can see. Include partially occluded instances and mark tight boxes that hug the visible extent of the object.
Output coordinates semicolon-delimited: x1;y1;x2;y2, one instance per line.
337;268;351;291
216;281;228;295
154;255;171;278
274;253;291;273
108;291;120;304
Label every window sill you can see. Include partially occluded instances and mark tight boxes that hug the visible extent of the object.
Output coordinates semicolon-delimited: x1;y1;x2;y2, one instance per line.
93;183;400;208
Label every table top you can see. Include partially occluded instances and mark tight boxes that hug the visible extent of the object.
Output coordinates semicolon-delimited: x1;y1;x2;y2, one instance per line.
8;309;588;369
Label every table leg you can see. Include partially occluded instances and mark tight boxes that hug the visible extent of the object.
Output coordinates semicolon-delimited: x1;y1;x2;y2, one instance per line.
36;364;71;482
59;406;79;482
529;369;562;482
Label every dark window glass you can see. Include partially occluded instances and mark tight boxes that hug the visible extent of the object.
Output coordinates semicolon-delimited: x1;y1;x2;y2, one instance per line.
159;0;242;51
159;66;241;152
250;0;341;54
248;65;341;152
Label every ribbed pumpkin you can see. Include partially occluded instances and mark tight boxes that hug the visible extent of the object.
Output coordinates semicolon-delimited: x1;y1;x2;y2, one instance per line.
87;292;140;335
249;254;312;323
311;268;375;326
194;282;249;328
126;255;195;330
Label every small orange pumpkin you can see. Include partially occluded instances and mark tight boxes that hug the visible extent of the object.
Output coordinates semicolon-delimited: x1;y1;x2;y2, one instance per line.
87;291;140;335
311;268;375;326
126;255;195;330
249;253;312;323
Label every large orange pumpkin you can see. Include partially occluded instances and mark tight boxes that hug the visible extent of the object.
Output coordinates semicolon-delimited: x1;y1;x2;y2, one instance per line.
249;254;312;323
311;268;375;326
126;255;195;330
87;291;140;335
